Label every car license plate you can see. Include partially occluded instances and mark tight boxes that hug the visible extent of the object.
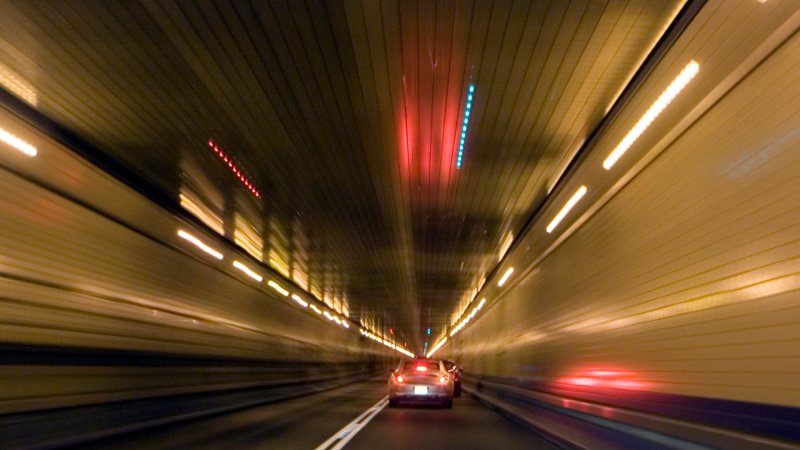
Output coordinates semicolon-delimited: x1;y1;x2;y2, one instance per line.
414;385;428;395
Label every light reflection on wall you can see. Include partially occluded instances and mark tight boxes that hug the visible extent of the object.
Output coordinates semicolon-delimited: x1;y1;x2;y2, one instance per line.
179;193;224;235
234;213;263;261
558;369;651;391
584;272;800;333
267;216;290;278
0;62;37;106
291;218;309;290
179;152;225;235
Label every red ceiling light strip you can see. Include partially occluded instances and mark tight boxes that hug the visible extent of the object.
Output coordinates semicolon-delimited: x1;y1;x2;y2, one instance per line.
207;140;261;198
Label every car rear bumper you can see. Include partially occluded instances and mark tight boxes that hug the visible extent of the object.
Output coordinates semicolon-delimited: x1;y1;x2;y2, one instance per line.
389;383;453;402
390;393;451;404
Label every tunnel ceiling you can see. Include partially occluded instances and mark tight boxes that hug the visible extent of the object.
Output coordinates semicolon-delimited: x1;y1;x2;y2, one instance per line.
0;0;686;349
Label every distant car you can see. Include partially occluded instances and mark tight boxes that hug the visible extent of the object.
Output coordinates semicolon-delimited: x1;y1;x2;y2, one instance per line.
388;359;454;408
442;360;462;397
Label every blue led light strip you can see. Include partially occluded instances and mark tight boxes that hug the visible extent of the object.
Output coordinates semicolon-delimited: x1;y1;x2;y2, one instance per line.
456;84;475;169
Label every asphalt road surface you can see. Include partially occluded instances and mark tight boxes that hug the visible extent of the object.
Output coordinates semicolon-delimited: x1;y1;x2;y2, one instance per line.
84;378;556;449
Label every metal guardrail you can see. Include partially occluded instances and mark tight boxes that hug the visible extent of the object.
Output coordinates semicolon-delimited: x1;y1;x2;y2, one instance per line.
464;376;800;450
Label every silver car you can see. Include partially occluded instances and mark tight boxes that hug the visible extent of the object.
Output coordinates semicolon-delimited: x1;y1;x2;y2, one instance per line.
388;359;454;408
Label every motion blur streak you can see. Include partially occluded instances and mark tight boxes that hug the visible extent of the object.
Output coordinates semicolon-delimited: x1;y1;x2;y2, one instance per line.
177;229;223;260
232;260;262;282
179;193;224;235
0;126;37;156
267;280;289;296
291;294;309;308
0;62;37;106
545;185;587;233
603;60;700;170
497;268;514;287
1;0;800;448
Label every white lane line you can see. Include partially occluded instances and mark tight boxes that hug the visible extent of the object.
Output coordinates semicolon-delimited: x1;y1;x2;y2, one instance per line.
314;396;388;450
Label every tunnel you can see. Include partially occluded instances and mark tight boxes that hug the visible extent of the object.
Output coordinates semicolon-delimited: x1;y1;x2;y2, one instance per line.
0;0;798;448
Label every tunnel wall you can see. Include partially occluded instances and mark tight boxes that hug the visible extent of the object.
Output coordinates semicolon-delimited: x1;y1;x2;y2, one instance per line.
450;1;800;408
0;104;390;417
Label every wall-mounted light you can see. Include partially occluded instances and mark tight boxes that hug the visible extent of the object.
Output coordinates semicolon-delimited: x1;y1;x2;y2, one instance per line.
0;127;37;157
232;260;262;282
546;185;588;233
267;280;289;296
603;60;699;170
291;294;309;308
177;229;223;260
498;268;514;287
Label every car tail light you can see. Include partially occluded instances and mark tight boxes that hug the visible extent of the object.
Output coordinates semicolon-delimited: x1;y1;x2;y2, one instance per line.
439;375;448;384
396;374;404;383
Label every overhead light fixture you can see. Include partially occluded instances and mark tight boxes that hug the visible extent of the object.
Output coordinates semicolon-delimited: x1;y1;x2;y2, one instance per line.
0;127;37;157
477;298;486;310
603;60;699;170
232;260;262;282
291;294;309;308
498;268;514;287
456;84;475;169
267;280;289;296
341;321;350;329
177;229;223;260
546;185;588;233
310;304;322;314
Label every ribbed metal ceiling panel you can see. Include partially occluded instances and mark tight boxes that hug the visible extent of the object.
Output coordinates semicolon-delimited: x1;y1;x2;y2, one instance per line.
0;0;686;350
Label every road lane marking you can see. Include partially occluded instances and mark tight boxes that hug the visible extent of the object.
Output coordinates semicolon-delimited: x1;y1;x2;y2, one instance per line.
314;396;388;450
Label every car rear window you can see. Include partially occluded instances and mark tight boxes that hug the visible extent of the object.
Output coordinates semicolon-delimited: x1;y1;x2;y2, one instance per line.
402;360;440;372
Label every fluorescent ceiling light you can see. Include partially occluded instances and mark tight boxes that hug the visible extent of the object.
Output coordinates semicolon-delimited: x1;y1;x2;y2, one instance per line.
477;298;486;310
291;294;308;308
497;268;514;287
310;304;322;314
233;260;262;282
603;60;699;170
0;127;37;157
546;186;588;233
267;280;289;296
177;229;223;260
